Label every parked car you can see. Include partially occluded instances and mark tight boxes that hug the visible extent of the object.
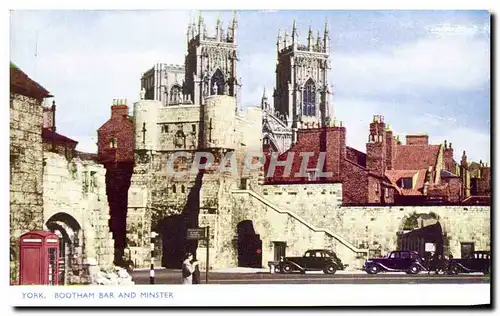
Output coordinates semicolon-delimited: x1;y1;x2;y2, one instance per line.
278;249;348;274
363;250;427;274
448;251;491;275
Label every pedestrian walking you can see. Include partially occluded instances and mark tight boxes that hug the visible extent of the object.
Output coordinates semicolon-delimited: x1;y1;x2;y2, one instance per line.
427;252;435;274
192;260;201;284
181;252;198;284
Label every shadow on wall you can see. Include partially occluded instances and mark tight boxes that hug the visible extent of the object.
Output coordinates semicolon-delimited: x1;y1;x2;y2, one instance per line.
155;170;205;269
236;220;263;268
104;162;134;266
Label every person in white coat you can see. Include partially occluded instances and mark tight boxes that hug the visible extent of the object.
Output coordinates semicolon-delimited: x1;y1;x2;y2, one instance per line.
181;253;198;284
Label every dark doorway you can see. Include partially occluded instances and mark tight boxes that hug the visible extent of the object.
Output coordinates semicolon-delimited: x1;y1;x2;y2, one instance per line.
273;242;287;261
397;222;445;259
460;242;475;259
236;220;263;268
157;215;188;269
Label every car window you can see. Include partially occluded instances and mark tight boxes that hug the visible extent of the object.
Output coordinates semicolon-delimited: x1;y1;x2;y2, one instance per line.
314;251;322;258
389;252;400;259
410;252;419;259
323;252;330;258
401;252;410;259
305;252;311;257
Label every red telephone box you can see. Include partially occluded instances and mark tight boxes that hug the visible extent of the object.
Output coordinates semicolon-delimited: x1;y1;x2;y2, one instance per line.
19;230;60;285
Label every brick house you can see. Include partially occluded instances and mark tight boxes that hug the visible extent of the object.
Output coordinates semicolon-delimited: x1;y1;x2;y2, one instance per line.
97;99;134;264
265;115;490;206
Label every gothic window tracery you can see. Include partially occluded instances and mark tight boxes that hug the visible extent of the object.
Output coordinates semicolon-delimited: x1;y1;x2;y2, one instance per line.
302;78;316;116
211;69;225;95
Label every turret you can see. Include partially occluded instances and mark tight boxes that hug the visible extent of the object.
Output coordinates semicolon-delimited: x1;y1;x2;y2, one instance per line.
323;19;330;54
307;26;314;51
231;10;238;44
316;31;322;52
292;19;298;49
366;115;387;176
276;29;282;52
216;14;222;41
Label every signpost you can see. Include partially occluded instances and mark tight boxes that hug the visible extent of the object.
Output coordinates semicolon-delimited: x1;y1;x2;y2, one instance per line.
187;226;210;284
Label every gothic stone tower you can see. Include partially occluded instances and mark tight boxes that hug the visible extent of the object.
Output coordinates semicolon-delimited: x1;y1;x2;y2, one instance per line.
184;12;241;109
273;20;333;138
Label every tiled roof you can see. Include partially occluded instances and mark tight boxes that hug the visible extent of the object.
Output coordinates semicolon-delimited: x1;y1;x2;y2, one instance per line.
10;62;52;100
385;169;427;196
393;145;440;170
440;169;459;178
42;128;78;144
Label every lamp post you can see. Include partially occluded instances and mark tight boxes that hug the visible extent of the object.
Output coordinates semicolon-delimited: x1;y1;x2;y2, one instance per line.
150;231;158;284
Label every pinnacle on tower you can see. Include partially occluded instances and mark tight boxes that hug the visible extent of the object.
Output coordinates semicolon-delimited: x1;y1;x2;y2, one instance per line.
307;25;314;50
292;18;298;45
323;18;330;53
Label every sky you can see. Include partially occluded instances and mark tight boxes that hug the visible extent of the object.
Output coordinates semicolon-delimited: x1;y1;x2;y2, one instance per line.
9;10;491;163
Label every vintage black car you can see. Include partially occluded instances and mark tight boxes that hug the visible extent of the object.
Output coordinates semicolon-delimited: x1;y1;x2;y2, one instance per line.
448;251;491;275
278;249;347;274
363;250;427;274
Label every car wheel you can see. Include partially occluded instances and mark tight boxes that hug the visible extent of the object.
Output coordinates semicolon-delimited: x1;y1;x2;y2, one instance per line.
448;264;459;275
366;265;380;275
323;264;337;275
407;264;420;275
282;263;293;274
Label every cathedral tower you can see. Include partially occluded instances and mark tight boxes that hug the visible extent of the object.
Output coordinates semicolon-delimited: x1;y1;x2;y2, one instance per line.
184;11;241;109
273;19;332;130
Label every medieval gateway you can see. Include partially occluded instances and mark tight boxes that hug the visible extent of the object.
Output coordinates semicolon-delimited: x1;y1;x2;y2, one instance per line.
108;15;489;270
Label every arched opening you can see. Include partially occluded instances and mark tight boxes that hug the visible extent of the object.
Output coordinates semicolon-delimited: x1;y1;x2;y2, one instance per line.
210;69;225;95
45;212;82;285
236;220;262;268
156;215;188;268
170;85;182;104
302;78;316;117
397;213;449;263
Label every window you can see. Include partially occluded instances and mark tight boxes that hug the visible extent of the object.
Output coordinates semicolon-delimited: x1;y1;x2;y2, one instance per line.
181;185;185;193
375;182;380;193
401;177;413;189
304;252;311;257
385;187;389;198
302;78;316;116
162;125;169;133
109;137;118;148
389;252;400;259
401;252;410;259
192;124;196;133
172;184;176;194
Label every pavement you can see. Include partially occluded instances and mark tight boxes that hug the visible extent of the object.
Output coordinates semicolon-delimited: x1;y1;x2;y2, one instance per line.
131;267;490;284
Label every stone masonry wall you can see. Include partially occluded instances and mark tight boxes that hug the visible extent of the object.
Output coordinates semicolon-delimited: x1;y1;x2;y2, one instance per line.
10;93;45;283
43;152;114;270
220;189;490;269
260;183;343;228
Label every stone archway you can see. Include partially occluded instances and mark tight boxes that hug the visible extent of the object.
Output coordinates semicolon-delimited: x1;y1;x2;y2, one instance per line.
236;220;263;268
396;212;449;261
155;214;190;269
45;212;82;285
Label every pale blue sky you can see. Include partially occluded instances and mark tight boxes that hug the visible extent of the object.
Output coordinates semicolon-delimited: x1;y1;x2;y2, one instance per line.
10;10;490;162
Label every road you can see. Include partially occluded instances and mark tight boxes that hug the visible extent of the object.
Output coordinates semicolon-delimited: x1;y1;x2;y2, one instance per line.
131;269;490;284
